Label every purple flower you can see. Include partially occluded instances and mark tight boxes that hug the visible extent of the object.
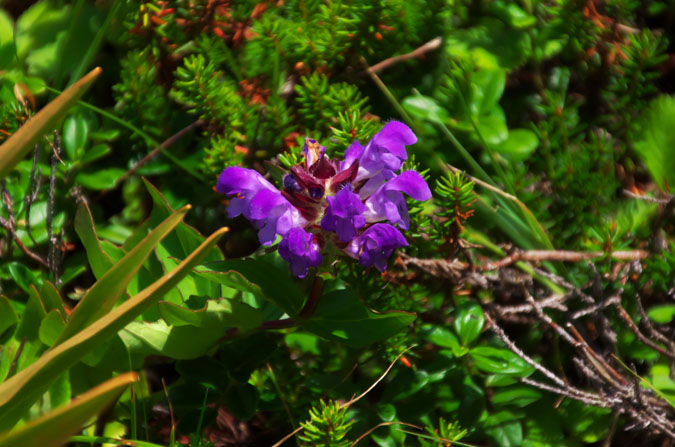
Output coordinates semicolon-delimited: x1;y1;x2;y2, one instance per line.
217;121;430;278
345;121;418;198
363;170;432;230
321;185;367;242
278;227;323;278
217;167;305;245
345;224;408;272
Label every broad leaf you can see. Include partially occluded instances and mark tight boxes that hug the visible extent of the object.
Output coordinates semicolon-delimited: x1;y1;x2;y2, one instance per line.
301;289;415;348
210;257;306;315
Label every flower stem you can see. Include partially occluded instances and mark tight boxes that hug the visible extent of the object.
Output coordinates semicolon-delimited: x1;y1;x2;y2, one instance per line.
300;275;325;319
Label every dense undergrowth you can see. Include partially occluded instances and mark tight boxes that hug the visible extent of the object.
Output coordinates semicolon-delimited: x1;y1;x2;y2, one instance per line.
1;1;675;446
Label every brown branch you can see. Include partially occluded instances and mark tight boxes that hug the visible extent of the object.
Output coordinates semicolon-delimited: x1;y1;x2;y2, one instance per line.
614;303;675;361
567;324;629;388
366;37;442;75
480;249;647;271
623;189;671;204
99;120;204;196
0;184;49;268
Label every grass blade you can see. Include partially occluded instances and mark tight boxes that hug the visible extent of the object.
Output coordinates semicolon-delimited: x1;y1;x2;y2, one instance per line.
0;227;228;430
0;372;138;447
0;67;101;179
55;204;191;345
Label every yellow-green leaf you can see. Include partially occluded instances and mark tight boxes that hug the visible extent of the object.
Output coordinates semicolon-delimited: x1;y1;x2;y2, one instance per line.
55;204;191;345
0;67;101;179
0;372;138;447
0;227;228;430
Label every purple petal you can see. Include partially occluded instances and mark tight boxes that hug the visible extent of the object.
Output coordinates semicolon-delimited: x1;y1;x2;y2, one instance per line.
246;189;287;220
278;227;322;278
216;166;305;245
344;224;408;272
321;187;367;242
363;170;431;229
369;121;417;159
217;166;277;195
355;121;417;183
380;170;432;201
341;141;365;170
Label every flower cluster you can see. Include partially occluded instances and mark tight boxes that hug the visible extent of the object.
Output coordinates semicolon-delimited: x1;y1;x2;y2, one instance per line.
216;121;431;277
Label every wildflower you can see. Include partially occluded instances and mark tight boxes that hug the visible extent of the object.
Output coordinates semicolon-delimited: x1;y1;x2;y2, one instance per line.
320;185;367;242
216;121;430;277
216;167;305;245
278;227;322;278
344;224;408;272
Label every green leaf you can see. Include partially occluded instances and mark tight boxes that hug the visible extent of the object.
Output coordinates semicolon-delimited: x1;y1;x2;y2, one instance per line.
302;289;416;348
210;257;305;315
490;2;536;29
62;113;89;160
453;302;485;346
470;346;534;376
446;18;532;70
474;110;508;145
0;67;101;179
75;168;125;190
0;226;228;430
0;9;14;70
38;309;65;347
14;2;70;74
80;143;111;164
492;386;541;407
422;324;468;357
383;370;430;401
8;262;39;294
495;129;538;161
486;420;523;447
634;95;675;191
120;298;263;360
0;297;17;338
74;203;113;280
0;373;137;447
401;95;450;124
647;304;675;324
472;68;506;114
56;205;191;345
159;298;263;331
223;383;258;420
39;281;66;319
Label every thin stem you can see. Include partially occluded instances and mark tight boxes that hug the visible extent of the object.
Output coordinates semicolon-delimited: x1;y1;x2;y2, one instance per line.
300;275;325;318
